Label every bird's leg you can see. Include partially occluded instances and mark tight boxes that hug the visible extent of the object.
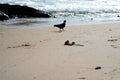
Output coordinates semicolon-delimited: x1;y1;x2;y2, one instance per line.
59;29;62;32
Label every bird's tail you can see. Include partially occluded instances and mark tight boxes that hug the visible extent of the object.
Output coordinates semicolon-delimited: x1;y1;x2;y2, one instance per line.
54;25;57;27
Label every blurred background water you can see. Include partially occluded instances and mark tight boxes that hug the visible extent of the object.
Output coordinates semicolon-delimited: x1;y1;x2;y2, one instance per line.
1;0;120;27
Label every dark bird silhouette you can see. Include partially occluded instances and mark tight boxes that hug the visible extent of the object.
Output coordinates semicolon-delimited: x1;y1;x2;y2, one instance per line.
54;20;66;31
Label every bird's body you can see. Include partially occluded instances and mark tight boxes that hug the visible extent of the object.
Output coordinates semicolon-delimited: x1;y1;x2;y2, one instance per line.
54;20;66;31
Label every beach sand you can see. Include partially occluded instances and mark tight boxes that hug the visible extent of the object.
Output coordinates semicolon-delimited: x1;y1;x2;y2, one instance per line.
0;23;120;80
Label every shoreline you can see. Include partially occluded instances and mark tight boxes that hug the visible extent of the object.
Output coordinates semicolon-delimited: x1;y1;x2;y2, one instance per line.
0;17;120;28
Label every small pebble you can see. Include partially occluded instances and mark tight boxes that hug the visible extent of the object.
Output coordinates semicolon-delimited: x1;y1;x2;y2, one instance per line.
95;66;102;70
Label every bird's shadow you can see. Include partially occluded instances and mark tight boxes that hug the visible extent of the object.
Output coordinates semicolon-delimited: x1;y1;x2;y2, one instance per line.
51;30;63;33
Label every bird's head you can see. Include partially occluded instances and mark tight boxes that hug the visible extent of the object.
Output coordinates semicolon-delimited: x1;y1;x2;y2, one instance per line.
64;20;66;23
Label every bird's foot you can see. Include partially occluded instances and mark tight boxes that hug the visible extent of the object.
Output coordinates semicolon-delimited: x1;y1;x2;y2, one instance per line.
62;29;65;31
59;29;62;32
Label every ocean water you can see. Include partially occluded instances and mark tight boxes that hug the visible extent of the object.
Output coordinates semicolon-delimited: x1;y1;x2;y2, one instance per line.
1;0;120;27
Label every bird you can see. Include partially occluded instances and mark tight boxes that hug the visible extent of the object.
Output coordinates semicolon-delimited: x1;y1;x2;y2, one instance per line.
54;20;66;31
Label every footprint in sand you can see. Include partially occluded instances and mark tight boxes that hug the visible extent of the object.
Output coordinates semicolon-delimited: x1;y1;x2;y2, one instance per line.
78;77;86;79
8;42;31;48
104;67;120;80
110;45;118;48
107;38;120;48
108;39;118;42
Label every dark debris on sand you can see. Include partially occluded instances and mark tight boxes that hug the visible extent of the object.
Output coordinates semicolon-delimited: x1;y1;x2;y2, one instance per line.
95;66;102;70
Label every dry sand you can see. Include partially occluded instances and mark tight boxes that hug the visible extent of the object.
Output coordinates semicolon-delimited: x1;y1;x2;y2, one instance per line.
0;23;120;80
